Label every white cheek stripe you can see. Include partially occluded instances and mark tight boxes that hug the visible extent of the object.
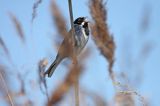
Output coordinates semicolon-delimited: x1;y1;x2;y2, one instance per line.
82;28;88;39
81;22;85;26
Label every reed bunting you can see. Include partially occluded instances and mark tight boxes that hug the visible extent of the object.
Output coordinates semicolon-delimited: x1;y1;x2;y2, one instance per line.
45;17;90;77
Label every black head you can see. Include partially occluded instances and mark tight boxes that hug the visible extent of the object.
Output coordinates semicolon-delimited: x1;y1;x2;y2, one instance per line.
74;17;90;36
74;17;86;25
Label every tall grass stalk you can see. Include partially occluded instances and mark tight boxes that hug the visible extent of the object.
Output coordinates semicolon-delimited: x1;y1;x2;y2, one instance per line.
68;0;79;106
0;71;14;106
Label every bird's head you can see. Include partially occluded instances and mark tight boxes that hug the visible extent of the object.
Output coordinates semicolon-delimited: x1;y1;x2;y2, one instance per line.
74;17;90;36
74;17;89;26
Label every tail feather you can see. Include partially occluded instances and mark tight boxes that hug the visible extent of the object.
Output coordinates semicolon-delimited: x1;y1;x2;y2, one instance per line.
44;57;62;77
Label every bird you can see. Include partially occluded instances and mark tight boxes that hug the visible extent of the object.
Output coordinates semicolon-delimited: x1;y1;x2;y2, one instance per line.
44;17;90;77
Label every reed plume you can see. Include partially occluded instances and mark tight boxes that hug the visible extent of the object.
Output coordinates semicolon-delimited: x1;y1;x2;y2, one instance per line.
50;0;68;38
0;36;10;57
32;0;42;23
10;13;25;42
89;0;116;81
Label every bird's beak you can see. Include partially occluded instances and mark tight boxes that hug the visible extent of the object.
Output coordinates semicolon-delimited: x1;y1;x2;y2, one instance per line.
84;17;90;23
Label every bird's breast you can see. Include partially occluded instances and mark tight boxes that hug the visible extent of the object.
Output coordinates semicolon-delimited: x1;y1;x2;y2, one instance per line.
74;25;89;54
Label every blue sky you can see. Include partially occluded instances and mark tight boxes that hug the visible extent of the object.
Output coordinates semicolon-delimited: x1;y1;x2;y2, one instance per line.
0;0;160;106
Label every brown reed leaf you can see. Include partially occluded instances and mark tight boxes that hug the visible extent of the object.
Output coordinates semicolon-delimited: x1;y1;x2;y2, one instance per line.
0;36;10;57
47;63;83;106
89;0;115;81
50;0;68;38
32;0;42;23
10;14;25;42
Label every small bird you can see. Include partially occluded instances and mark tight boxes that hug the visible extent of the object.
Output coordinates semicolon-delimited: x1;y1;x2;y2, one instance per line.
44;17;90;77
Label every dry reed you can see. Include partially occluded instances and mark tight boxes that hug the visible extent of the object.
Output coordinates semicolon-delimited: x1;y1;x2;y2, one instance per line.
89;0;116;81
38;59;49;100
47;63;83;106
0;36;10;57
50;0;68;38
67;0;80;106
32;0;42;23
0;0;152;106
10;13;25;42
140;5;151;32
89;1;147;106
115;92;135;106
17;73;26;96
0;66;14;106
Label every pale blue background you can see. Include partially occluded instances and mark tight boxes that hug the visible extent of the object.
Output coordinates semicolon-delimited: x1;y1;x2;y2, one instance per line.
0;0;160;106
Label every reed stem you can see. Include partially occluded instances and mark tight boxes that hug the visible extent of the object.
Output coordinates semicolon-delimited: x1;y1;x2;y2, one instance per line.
68;0;79;106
